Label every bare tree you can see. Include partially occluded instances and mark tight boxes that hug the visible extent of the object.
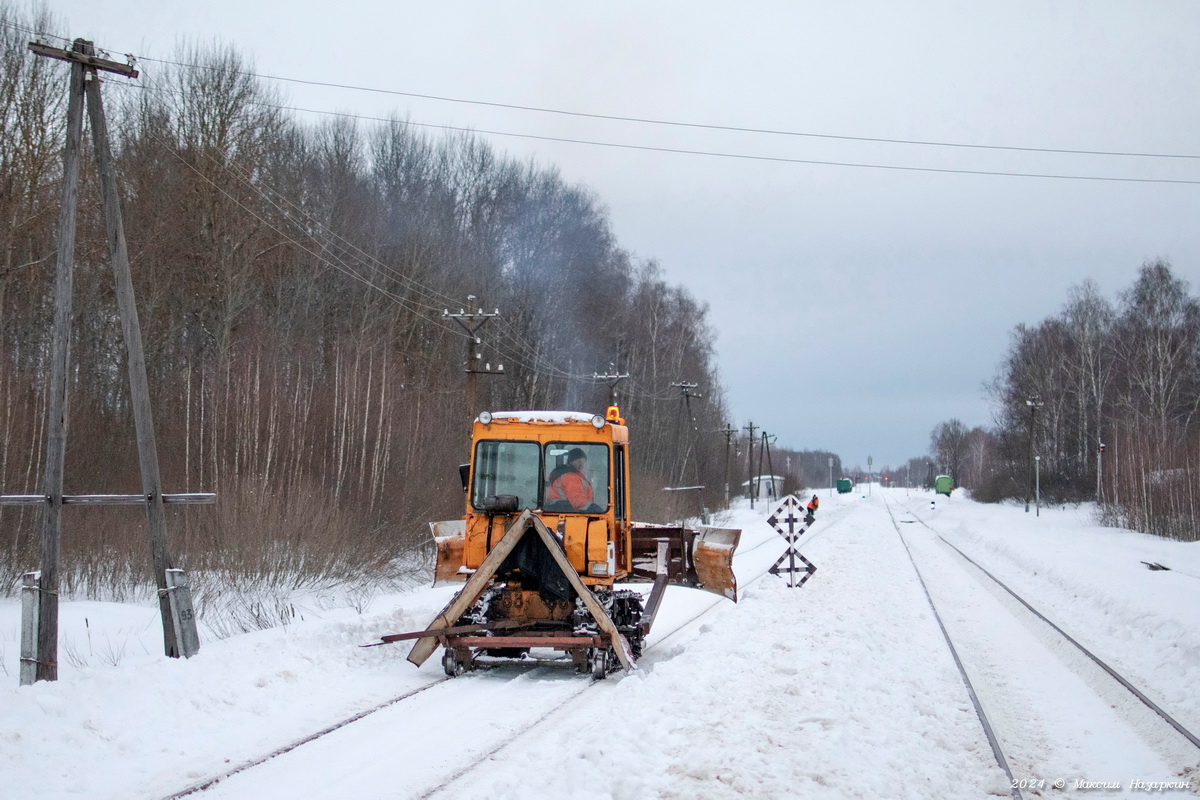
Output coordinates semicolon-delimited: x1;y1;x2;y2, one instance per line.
1111;260;1200;439
930;419;970;484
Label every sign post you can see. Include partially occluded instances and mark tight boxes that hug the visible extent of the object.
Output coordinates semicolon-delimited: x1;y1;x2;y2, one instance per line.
766;495;818;588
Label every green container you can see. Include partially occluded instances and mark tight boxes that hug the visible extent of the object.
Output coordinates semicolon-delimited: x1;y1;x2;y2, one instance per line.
934;475;953;496
836;478;853;494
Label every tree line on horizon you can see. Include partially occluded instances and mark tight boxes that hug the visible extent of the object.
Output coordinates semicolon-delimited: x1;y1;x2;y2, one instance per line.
903;260;1199;542
0;7;737;603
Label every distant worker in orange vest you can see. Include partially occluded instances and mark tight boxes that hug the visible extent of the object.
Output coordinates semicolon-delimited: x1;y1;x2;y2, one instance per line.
546;448;596;511
805;494;819;524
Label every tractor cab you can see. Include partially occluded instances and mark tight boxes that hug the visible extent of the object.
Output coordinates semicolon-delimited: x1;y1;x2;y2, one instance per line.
392;407;740;677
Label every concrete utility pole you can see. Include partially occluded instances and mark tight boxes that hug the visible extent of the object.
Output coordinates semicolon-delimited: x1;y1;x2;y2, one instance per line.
1096;440;1105;502
444;297;503;421
4;40;212;682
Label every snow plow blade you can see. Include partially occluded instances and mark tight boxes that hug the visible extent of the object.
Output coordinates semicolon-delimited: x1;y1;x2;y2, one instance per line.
430;519;467;585
628;523;741;601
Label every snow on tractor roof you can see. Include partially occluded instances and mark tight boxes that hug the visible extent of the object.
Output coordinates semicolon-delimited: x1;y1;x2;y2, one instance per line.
487;411;599;424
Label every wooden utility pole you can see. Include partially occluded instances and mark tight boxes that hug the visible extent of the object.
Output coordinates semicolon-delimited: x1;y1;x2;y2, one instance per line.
1025;397;1043;512
444;297;503;421
719;422;736;507
743;421;758;508
670;381;701;488
761;432;777;502
592;366;629;407
3;39;212;682
31;37;88;684
85;45;190;659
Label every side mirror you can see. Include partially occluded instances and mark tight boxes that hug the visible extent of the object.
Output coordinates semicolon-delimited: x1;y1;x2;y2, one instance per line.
458;464;470;493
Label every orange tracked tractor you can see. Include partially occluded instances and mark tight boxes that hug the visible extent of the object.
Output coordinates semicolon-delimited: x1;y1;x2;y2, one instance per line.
374;407;740;678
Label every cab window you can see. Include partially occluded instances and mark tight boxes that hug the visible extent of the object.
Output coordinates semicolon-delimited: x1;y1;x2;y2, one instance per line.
471;440;540;511
544;442;609;513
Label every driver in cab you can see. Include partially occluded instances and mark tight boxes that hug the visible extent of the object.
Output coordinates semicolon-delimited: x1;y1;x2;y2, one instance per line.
546;448;595;511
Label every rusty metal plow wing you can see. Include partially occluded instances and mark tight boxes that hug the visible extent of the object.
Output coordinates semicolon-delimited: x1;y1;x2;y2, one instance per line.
692;526;741;601
628;523;741;601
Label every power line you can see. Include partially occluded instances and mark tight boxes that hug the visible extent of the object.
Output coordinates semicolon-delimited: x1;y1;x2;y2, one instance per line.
111;81;1200;186
130;52;1200;162
15;18;1198;182
249;102;1200;186
87;83;749;398
4;23;786;406
139;126;681;395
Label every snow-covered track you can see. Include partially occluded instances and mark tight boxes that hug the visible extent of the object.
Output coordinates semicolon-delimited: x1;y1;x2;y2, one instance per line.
414;514;841;799
883;500;1025;800
902;503;1200;756
157;677;450;799
927;520;1200;754
885;494;1200;795
152;509;838;800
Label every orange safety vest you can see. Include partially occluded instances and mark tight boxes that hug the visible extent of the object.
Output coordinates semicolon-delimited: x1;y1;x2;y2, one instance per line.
547;470;594;510
807;496;819;513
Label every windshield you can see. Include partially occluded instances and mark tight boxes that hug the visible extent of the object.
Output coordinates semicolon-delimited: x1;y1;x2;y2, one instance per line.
470;440;610;513
471;440;541;511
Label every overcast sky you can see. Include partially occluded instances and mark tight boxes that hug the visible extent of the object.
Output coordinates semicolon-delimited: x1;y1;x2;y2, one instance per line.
36;1;1200;469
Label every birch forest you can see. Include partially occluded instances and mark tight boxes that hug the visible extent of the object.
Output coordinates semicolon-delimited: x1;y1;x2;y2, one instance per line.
0;7;735;608
917;260;1200;542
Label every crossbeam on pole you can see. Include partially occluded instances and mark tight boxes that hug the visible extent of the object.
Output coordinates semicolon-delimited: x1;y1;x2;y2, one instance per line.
27;41;138;78
0;493;217;506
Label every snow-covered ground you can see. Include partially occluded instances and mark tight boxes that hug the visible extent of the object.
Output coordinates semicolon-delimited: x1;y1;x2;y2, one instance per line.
2;488;1198;799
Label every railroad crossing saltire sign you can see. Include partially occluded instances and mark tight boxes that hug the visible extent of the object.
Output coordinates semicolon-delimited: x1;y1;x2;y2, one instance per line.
766;495;818;588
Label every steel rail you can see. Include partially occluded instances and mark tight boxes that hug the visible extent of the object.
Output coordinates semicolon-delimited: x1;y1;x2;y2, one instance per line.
154;503;837;799
412;587;753;800
156;677;450;799
906;508;1200;752
883;500;1023;800
415;506;839;799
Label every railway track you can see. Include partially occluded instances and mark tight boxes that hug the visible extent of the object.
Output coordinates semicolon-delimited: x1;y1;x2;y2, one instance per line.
883;494;1200;798
154;506;837;800
414;506;842;799
159;678;451;799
